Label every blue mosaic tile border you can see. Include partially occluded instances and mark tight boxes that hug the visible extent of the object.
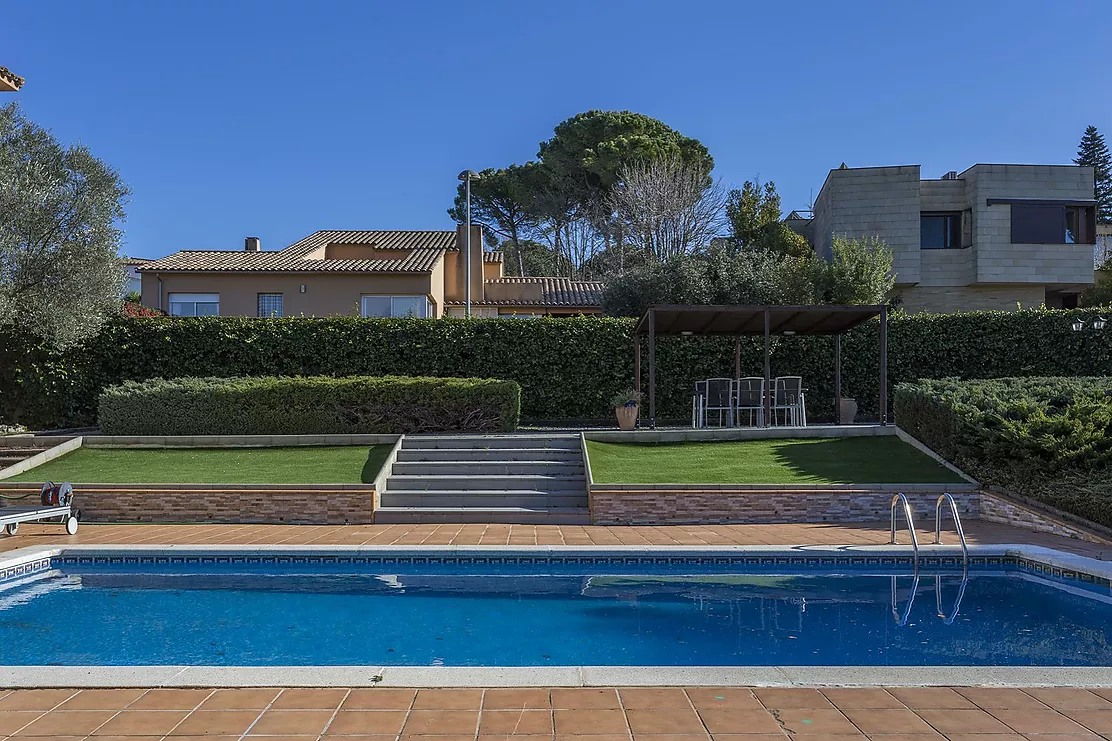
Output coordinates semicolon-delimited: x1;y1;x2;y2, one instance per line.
0;556;53;585
3;552;1108;591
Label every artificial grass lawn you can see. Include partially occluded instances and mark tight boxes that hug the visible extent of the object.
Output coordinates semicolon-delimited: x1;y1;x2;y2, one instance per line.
586;437;967;485
5;446;389;484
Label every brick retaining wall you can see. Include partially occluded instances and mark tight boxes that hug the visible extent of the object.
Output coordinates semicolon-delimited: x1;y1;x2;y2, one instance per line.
0;484;375;525
589;487;974;526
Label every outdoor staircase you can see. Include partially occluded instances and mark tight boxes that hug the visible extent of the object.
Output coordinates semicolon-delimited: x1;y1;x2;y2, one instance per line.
375;433;589;524
0;445;48;470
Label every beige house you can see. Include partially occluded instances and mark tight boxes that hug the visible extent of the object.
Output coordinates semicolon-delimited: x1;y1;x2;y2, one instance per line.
139;225;603;318
801;163;1097;312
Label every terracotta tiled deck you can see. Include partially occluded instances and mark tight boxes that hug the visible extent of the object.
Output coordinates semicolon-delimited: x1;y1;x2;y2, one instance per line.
1;521;1108;559
0;686;1111;739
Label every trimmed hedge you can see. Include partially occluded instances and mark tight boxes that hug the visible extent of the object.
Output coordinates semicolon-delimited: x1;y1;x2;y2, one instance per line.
894;377;1112;527
2;309;1110;429
98;375;521;435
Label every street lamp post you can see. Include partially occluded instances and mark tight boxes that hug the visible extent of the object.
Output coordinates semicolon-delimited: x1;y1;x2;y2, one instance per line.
457;170;479;318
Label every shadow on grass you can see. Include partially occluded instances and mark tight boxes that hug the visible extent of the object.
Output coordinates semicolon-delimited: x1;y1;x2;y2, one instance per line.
361;445;392;484
768;437;961;484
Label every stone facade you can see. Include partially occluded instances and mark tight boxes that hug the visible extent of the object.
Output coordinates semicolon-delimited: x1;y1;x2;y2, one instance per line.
979;492;1109;544
589;485;1110;545
808;163;1096;313
0;483;375;525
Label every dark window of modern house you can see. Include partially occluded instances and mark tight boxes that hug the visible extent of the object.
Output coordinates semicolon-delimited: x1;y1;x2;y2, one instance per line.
1011;204;1097;244
920;212;962;249
257;293;283;318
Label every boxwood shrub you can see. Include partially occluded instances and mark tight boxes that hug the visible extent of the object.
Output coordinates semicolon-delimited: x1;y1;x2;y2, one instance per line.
894;377;1112;527
98;375;521;435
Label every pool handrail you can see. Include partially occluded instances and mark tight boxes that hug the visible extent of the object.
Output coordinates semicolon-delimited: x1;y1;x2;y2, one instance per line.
934;492;969;569
889;492;920;571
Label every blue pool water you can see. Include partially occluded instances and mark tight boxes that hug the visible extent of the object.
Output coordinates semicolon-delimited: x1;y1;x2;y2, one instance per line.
0;561;1109;666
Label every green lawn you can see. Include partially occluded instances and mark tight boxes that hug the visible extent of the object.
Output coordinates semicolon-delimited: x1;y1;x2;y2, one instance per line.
4;446;389;484
586;437;966;485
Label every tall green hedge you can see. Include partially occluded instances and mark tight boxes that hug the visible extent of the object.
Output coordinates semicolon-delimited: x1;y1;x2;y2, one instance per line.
2;309;1110;429
894;377;1112;527
98;375;521;435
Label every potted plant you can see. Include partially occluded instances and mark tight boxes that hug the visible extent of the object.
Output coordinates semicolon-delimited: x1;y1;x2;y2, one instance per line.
611;389;642;431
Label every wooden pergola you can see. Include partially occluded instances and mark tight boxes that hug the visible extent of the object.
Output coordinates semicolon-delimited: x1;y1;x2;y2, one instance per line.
633;305;889;429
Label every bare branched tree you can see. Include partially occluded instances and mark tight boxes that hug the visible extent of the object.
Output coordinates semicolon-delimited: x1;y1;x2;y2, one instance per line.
608;156;727;262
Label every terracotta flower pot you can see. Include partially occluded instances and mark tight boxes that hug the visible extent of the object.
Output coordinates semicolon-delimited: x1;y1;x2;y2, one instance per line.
838;398;858;425
616;404;639;431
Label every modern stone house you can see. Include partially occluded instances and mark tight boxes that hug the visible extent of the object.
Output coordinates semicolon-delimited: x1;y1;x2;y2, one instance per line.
139;225;603;318
800;163;1098;312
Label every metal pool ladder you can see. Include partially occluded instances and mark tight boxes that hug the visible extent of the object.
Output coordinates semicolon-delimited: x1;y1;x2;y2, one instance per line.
889;492;919;571
934;492;969;569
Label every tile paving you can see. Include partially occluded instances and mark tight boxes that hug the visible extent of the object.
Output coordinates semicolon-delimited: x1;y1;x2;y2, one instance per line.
0;521;1108;558
0;687;1107;739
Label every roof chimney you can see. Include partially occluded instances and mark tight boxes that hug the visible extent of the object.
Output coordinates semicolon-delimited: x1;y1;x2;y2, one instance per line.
245;236;260;251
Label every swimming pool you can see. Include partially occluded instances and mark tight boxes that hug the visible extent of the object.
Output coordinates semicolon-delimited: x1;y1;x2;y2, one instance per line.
1;546;1109;669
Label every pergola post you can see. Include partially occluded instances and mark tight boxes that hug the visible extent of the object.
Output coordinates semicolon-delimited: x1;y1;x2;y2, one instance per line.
734;335;741;379
879;305;888;426
634;333;641;396
648;308;656;429
763;308;771;427
834;335;842;426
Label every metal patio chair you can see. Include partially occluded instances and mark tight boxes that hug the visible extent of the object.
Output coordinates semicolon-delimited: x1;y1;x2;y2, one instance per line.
772;376;807;427
699;378;735;428
734;377;765;427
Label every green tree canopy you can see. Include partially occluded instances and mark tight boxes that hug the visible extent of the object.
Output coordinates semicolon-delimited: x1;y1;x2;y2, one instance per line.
725;180;812;258
537;110;713;198
1074;125;1111;224
600;236;895;317
0;102;129;346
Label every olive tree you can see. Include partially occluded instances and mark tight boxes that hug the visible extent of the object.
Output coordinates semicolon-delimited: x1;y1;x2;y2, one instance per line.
0;102;129;347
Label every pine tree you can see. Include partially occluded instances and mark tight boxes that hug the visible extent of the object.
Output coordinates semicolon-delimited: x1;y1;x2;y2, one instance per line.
1074;125;1112;223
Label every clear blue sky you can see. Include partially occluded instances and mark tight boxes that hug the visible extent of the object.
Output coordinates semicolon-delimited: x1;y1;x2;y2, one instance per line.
6;0;1110;259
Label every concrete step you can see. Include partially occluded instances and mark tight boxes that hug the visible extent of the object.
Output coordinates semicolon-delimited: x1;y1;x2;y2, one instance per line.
402;435;580;450
379;491;588;508
386;475;586;492
0;449;47;465
391;461;584;477
396;447;581;463
373;506;591;524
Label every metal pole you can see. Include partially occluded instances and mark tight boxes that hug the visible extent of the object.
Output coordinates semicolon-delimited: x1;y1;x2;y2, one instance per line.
648;309;656;429
879;306;888;426
734;335;741;379
763;309;771;427
834;335;842;425
464;175;472;318
634;333;641;394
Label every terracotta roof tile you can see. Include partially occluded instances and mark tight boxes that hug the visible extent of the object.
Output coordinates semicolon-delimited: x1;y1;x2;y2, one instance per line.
0;66;24;91
484;251;504;263
139;230;456;274
447;277;605;308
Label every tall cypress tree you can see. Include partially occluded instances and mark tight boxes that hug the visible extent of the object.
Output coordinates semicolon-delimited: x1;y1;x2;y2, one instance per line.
1074;125;1112;224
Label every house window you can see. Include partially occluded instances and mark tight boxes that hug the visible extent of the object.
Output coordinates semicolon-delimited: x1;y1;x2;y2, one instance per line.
360;295;431;318
257;293;283;318
921;212;962;249
167;293;219;317
1011;204;1096;244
